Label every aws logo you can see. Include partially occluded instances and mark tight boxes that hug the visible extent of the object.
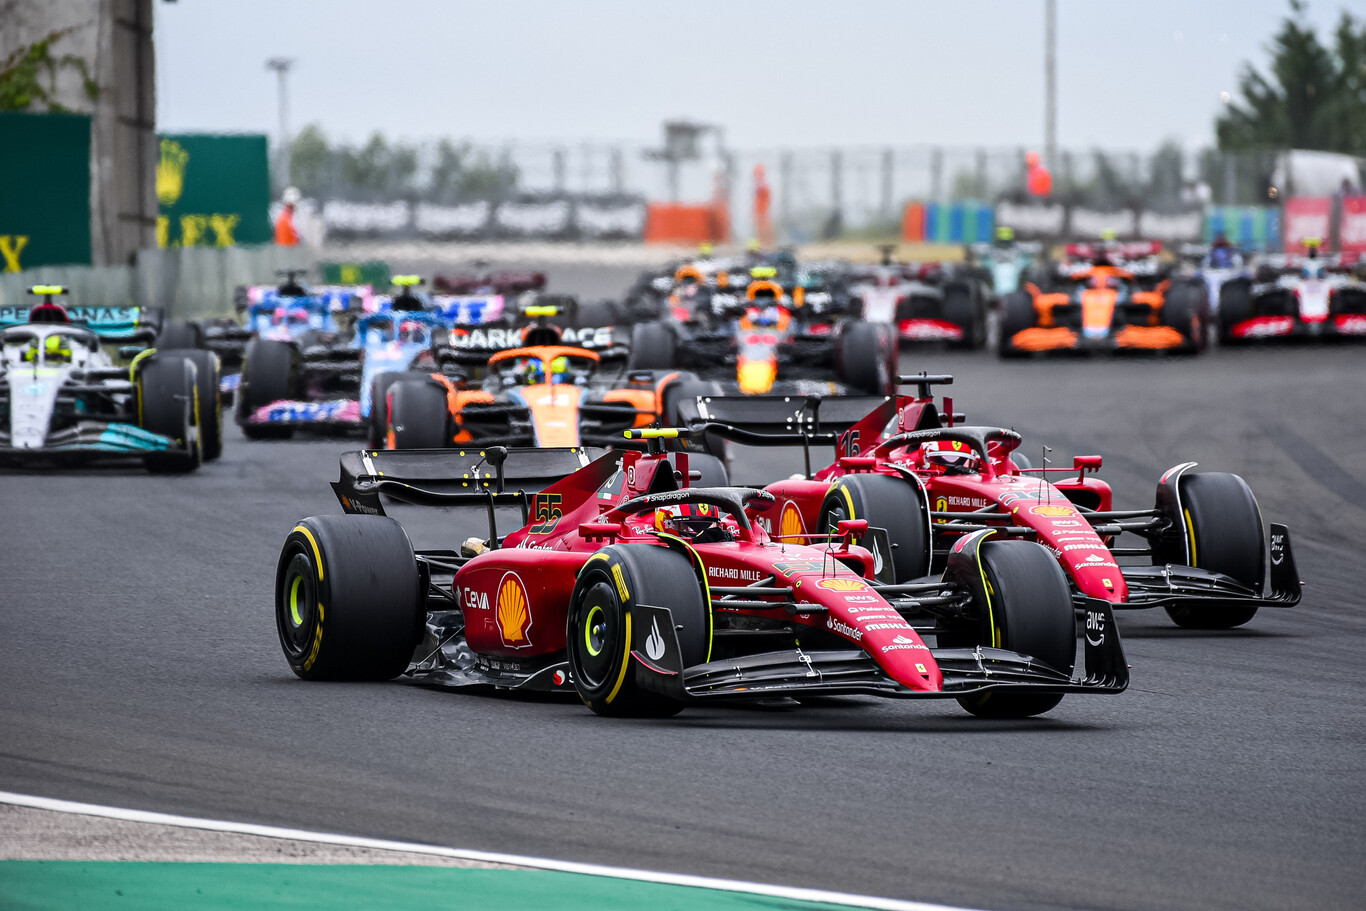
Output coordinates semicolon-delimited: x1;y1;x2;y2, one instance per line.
496;572;533;648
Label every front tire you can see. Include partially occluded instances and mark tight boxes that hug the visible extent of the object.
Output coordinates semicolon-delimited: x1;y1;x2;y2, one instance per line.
819;474;928;582
275;515;423;680
954;540;1075;719
1218;278;1253;345
567;545;710;717
1163;472;1265;629
162;348;223;460
137;353;202;473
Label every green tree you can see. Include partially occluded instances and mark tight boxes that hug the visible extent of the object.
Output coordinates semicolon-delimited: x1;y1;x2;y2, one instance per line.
289;123;331;195
1217;1;1366;152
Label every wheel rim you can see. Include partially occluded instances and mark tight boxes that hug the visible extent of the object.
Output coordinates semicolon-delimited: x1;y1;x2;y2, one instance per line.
280;551;318;659
575;581;619;690
824;499;849;536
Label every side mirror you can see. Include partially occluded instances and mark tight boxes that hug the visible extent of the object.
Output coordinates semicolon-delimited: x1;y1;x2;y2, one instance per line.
1074;455;1103;478
837;518;869;541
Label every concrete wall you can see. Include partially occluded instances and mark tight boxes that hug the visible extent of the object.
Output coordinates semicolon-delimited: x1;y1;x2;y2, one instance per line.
0;0;157;266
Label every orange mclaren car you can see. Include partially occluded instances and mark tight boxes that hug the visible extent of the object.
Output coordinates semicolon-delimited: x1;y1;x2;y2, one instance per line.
998;242;1208;356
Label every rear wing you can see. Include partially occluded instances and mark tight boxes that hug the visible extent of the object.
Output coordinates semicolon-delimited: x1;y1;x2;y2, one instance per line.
331;446;607;543
686;393;892;435
682;393;895;478
0;305;161;342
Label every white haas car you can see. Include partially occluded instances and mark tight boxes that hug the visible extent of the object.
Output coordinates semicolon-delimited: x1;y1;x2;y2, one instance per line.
0;287;222;471
1219;244;1366;343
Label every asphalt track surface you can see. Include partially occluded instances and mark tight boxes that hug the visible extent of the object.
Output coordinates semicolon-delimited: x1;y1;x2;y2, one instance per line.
2;264;1364;911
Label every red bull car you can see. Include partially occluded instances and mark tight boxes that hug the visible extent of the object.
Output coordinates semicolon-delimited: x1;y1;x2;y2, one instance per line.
682;374;1300;630
999;242;1208;356
274;434;1128;719
626;266;896;398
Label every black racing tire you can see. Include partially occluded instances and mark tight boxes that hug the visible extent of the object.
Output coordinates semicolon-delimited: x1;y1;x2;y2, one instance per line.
158;321;203;349
1163;472;1264;630
567;544;710;717
369;370;433;449
1217;278;1253;345
137;353;202;473
667;451;730;488
626;322;678;370
237;339;297;440
997;290;1035;358
387;379;451;450
836;321;894;395
160;348;223;461
662;376;721;426
819;474;928;583
275;515;422;681
1162;282;1206;353
955;540;1075;719
943;282;985;349
574;299;618;328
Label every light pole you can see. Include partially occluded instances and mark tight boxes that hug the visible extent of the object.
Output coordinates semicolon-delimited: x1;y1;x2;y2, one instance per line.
266;57;294;193
1044;0;1056;171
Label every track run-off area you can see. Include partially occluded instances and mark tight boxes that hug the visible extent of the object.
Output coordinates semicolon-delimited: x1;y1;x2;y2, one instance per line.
2;263;1363;911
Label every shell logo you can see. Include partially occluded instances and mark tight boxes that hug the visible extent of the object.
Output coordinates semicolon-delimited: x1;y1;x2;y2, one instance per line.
496;572;533;648
780;501;805;543
817;578;868;592
1031;504;1076;517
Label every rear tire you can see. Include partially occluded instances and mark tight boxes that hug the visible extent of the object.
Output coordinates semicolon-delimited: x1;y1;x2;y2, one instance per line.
1218;278;1253;345
275;515;422;680
162;348;223;461
1162;282;1206;353
138;353;203;473
668;451;730;487
158;321;203;349
943;282;985;349
369;370;433;449
237;339;297;440
836;321;894;395
387;379;450;449
819;474;928;583
567;544;710;717
955;541;1075;719
627;322;677;370
997;291;1035;358
1163;472;1264;629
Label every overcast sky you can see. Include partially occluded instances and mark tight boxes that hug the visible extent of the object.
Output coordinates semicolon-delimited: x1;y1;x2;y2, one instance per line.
156;0;1353;153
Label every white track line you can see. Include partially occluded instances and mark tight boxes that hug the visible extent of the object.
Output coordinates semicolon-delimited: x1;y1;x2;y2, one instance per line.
0;790;983;911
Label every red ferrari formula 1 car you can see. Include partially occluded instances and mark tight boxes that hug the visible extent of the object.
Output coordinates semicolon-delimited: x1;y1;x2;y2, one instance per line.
683;374;1301;630
274;433;1128;719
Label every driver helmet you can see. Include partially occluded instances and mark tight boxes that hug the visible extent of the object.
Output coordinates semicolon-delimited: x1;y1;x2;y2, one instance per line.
548;355;570;383
26;333;72;363
745;305;781;328
397;319;427;344
652;502;726;540
522;358;545;385
921;440;980;475
994;225;1015;247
